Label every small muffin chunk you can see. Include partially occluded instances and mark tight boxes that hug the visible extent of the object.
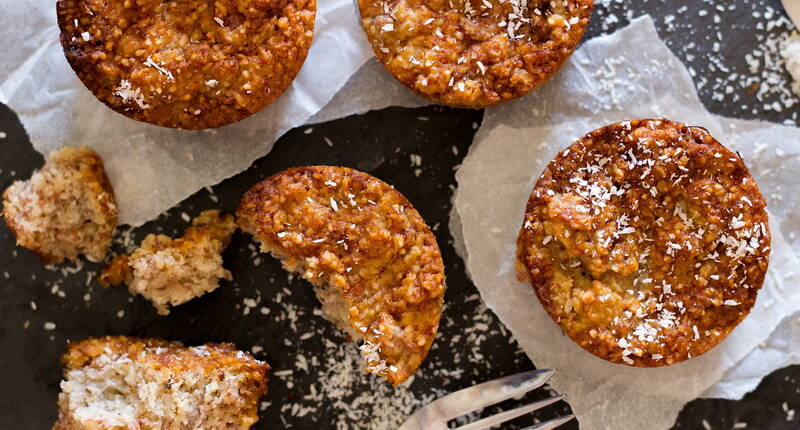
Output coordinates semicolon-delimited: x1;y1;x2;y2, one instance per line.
237;166;445;385
2;146;117;264
517;119;771;367
57;0;317;129
358;0;592;107
100;210;236;315
53;336;269;430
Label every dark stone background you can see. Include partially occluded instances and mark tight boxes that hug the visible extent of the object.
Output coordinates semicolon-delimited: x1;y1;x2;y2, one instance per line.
1;0;798;428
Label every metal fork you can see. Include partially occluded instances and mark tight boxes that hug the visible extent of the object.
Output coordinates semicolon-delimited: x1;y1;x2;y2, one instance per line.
399;369;574;430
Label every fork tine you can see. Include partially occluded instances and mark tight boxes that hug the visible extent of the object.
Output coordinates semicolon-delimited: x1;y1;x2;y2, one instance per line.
520;414;576;430
451;394;566;430
422;369;556;421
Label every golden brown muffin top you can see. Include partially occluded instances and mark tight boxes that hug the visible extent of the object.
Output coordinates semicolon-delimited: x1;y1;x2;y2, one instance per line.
57;0;316;129
237;166;445;385
62;336;268;376
358;0;592;108
517;119;771;367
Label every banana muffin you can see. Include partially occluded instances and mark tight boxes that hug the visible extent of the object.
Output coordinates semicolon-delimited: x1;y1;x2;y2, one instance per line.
53;336;269;430
2;146;117;264
358;0;592;108
517;119;771;367
237;166;445;385
57;0;316;129
99;210;236;315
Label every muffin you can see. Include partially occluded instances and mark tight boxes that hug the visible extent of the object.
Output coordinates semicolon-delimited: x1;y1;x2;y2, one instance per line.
56;0;316;129
99;210;236;315
237;166;445;385
53;336;269;430
516;119;771;367
357;0;592;108
2;146;117;264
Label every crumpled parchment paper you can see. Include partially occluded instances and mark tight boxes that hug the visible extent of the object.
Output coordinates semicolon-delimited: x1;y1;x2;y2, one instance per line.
453;16;800;429
0;0;376;226
4;4;799;426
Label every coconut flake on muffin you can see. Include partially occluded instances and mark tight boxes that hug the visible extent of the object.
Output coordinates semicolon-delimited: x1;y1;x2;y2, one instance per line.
237;166;445;385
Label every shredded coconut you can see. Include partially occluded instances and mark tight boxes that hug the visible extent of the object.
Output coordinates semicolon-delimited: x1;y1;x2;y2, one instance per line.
781;33;800;96
113;80;149;109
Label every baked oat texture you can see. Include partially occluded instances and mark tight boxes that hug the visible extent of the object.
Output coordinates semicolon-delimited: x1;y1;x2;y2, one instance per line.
237;166;446;385
358;0;592;108
52;336;269;430
99;210;236;315
2;146;117;264
57;0;316;129
517;119;771;367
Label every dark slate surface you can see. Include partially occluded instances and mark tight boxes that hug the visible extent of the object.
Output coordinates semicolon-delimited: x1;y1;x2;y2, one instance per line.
1;0;799;428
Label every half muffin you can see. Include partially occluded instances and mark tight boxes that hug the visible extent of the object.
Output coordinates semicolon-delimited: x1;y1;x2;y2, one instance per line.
237;166;445;385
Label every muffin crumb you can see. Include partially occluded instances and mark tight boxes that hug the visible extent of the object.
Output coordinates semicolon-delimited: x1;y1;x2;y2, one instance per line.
99;210;236;315
53;336;268;430
2;146;117;264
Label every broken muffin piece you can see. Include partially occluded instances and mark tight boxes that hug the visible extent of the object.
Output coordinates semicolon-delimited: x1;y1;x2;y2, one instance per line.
237;166;446;386
99;210;236;315
2;146;117;264
53;336;269;430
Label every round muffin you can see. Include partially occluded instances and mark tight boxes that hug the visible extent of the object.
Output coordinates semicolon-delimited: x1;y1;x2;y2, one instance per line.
237;166;445;385
57;0;316;129
357;0;592;108
516;119;771;367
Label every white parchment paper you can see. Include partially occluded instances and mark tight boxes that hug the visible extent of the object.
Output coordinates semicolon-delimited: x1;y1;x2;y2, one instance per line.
0;0;376;226
4;4;799;425
454;16;800;429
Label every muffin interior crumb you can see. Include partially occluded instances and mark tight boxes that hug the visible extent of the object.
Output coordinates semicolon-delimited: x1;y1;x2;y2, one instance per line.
2;146;117;264
54;337;268;430
100;210;236;315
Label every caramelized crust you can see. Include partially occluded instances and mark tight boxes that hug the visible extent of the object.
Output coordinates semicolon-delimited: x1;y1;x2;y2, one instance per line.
54;336;269;430
57;0;316;129
358;0;592;107
237;166;445;385
517;119;771;367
